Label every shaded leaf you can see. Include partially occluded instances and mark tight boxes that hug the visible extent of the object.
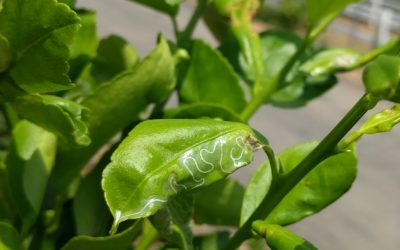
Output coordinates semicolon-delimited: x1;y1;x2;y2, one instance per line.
180;40;247;113
5;121;57;229
102;119;260;232
300;48;362;76
0;33;10;72
241;141;357;225
164;103;242;122
362;54;400;101
73;153;112;236
193;231;230;250
52;36;176;192
68;10;98;80
90;35;138;84
61;221;139;250
0;0;80;93
11;94;90;146
270;74;337;108
0;222;24;250
150;194;194;250
194;178;244;226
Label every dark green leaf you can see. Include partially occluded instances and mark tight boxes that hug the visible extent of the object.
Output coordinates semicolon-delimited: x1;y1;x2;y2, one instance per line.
90;35;138;84
5;121;57;228
363;54;400;101
193;231;230;250
73;153;112;236
306;0;360;28
270;74;337;108
164;103;242;122
0;0;80;93
180;40;247;113
11;94;90;146
52;36;176;192
300;48;362;76
0;33;10;72
252;222;317;250
0;222;24;250
150;194;194;250
102;119;260;232
129;0;184;16
193;178;244;226
61;221;139;250
241;141;357;225
68;10;98;80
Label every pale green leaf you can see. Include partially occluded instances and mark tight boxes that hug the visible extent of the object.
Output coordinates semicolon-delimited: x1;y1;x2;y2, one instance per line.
0;222;24;250
129;0;184;16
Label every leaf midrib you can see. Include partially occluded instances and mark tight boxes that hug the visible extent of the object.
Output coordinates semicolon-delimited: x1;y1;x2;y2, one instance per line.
118;127;246;216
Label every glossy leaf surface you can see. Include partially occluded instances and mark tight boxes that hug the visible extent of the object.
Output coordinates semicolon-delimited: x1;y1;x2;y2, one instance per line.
90;35;137;84
194;178;244;226
363;55;400;101
129;0;184;16
252;222;317;250
12;94;90;146
6;121;57;228
301;48;362;76
0;222;23;250
0;0;80;93
306;0;360;28
102;119;260;231
53;37;176;192
61;221;139;250
241;141;357;225
180;40;247;113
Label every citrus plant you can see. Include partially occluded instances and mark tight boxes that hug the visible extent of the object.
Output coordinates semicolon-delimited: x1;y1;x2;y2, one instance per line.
0;0;399;249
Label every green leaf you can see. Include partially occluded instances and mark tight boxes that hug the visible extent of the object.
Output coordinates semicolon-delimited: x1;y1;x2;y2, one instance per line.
68;10;98;80
150;194;194;250
180;40;247;113
241;30;304;90
0;0;80;93
241;141;357;225
193;178;244;226
73;153;112;236
129;0;184;16
5;120;57;229
0;33;11;72
90;35;138;84
102;119;260;232
270;74;337;108
193;232;230;250
306;0;360;28
11;94;90;146
300;48;362;76
52;36;176;192
252;222;317;250
61;221;140;250
0;222;24;250
362;54;400;101
164;103;242;122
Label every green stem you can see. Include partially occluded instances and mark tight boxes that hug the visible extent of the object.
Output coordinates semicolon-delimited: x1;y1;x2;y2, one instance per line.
240;13;337;122
263;145;278;183
136;222;159;250
224;93;378;250
178;0;207;46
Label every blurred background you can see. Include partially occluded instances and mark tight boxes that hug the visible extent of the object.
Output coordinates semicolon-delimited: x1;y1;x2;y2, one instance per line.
76;1;400;249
